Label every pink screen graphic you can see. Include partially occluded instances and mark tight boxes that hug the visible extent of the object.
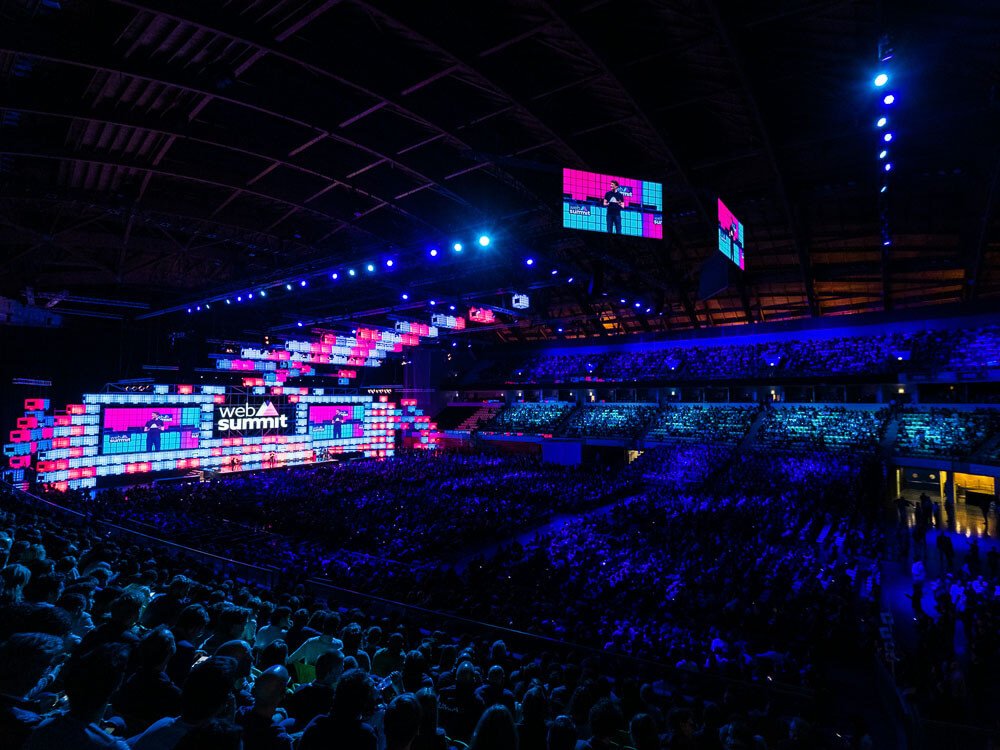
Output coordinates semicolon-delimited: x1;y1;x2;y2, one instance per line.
101;407;200;454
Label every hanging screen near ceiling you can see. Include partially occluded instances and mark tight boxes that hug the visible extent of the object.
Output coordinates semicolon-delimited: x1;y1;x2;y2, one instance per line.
562;169;663;238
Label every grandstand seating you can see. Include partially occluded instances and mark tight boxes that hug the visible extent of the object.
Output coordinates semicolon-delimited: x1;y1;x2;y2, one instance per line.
894;407;1000;459
756;406;888;452
481;402;573;434
456;404;502;431
435;404;503;431
644;404;759;444
560;403;659;438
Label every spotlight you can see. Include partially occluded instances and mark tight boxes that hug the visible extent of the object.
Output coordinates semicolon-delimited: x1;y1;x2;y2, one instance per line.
401;293;409;300
349;269;356;277
885;163;892;171
879;150;887;159
567;277;574;283
297;321;303;327
386;259;394;267
449;305;455;311
451;341;457;347
645;307;651;313
634;302;641;308
247;293;253;299
286;284;292;291
525;258;534;266
237;296;243;302
332;273;339;280
205;303;210;310
883;239;891;246
884;133;893;142
620;298;626;304
880;185;888;193
300;280;307;287
478;235;490;247
430;300;436;306
260;290;266;297
429;248;438;257
883;94;894;105
557;327;563;333
874;73;888;87
196;305;201;311
453;243;463;252
366;264;375;272
187;307;192;313
226;299;231;304
551;269;558;275
877;117;887;127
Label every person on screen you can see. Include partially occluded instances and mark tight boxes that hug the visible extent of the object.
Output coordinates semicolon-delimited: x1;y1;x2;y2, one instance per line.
603;180;625;234
144;411;169;452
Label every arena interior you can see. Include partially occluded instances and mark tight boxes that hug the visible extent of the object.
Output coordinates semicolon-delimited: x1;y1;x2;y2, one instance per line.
3;2;1000;749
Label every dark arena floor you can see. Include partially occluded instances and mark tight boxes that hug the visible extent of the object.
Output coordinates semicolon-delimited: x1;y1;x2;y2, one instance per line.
3;2;1000;750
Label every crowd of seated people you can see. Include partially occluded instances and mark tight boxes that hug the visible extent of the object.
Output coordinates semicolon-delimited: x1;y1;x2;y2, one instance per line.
75;453;637;565
0;465;880;750
481;403;573;434
623;444;735;490
755;407;888;453
560;404;659;439
644;405;759;445
501;325;1000;385
894;407;1000;459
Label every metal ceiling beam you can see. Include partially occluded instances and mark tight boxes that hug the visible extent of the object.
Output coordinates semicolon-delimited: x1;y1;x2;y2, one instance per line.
702;0;820;317
0;25;478;214
966;148;1000;301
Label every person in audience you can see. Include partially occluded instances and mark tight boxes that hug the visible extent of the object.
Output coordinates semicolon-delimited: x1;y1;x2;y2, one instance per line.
167;604;209;686
80;591;143;651
235;664;293;750
282;649;344;731
384;693;422;750
467;704;518;750
141;576;191;629
629;713;660;750
547;715;577;750
341;622;372;673
439;660;485;742
287;611;343;666
0;632;64;749
372;632;406;677
26;643;132;750
298;668;378;750
112;626;182;734
129;655;240;750
412;687;449;750
515;685;548;750
172;719;243;750
474;665;515;714
255;607;291;652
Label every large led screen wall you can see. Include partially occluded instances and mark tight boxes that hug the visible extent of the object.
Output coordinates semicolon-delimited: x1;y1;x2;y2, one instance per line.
562;168;663;238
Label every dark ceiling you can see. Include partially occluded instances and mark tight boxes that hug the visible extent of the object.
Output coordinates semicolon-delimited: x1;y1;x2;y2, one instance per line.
1;0;999;342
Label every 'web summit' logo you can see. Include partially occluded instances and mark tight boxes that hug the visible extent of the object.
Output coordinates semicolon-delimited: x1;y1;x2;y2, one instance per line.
216;401;289;432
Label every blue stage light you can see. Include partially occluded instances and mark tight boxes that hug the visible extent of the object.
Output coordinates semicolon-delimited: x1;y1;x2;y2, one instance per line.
366;264;375;272
557;327;563;333
880;185;888;193
883;239;891;246
237;296;242;302
386;259;394;267
331;273;339;280
567;277;574;283
260;290;266;297
449;305;455;311
401;293;409;300
874;73;888;87
429;300;436;306
349;269;356;277
300;280;307;287
187;307;193;313
883;94;894;105
634;302;641;308
885;163;892;171
429;248;438;257
478;235;490;247
884;133;893;142
247;293;253;299
226;299;231;304
620;298;626;304
453;243;463;252
525;258;534;266
551;269;558;275
286;284;292;291
297;321;303;327
879;150;887;159
877;117;887;127
205;303;211;310
196;305;201;311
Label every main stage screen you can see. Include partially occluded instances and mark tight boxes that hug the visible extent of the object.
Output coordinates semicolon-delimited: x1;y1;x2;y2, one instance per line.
562;168;663;238
308;404;366;440
718;198;745;270
101;406;201;455
212;398;296;439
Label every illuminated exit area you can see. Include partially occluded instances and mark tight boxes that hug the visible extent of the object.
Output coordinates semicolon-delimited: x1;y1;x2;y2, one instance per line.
897;467;998;538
